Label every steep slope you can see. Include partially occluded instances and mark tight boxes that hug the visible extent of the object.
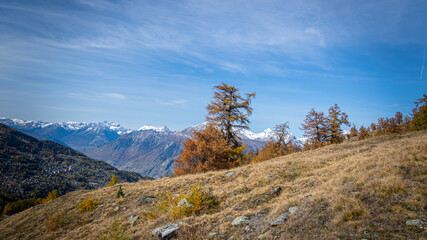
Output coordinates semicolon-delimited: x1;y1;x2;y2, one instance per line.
0;123;144;207
1;131;425;239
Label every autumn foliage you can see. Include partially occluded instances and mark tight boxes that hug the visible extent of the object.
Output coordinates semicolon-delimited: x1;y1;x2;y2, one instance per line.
174;123;243;176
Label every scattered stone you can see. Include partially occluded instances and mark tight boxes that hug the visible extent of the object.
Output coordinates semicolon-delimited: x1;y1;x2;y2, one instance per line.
406;219;422;227
271;213;289;226
138;196;157;205
178;198;193;208
272;187;282;196
127;215;139;227
258;232;269;239
225;172;235;177
288;206;299;215
265;174;275;178
232;216;249;226
245;226;251;232
152;222;181;239
114;206;120;211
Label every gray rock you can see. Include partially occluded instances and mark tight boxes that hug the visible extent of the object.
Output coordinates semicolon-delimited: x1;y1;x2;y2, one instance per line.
138;196;157;205
114;206;119;211
178;198;193;208
272;187;282;195
271;213;289;226
288;206;299;214
208;232;218;236
232;216;249;226
152;222;181;239
258;232;269;239
406;219;422;227
127;215;139;227
225;172;235;177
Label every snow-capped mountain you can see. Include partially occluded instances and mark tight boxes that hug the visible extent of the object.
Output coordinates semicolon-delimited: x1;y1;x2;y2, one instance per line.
0;117;133;151
238;128;276;141
137;125;170;132
0;117;307;178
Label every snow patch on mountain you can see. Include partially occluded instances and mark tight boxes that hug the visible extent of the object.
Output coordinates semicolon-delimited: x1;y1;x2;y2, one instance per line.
137;125;170;132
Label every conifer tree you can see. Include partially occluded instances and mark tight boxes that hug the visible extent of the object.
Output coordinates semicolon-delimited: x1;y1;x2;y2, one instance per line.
206;83;256;148
350;124;358;137
301;108;328;148
411;94;427;130
174;123;240;176
326;104;350;144
253;140;283;163
370;122;377;131
116;186;124;198
358;125;369;140
274;122;290;152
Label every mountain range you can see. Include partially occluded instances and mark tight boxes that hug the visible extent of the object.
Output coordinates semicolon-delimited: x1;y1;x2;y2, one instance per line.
0;123;145;207
0;117;305;178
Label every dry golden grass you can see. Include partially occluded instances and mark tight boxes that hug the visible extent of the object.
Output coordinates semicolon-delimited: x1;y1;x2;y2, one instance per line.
0;131;426;239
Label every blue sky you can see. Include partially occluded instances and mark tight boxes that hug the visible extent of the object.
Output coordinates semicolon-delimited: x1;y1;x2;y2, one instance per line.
0;0;426;137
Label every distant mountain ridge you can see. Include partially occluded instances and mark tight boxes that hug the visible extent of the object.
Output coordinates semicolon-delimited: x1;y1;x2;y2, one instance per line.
0;117;306;178
0;123;145;207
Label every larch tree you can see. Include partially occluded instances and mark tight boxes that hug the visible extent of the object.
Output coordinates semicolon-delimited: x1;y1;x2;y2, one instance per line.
358;125;369;140
350;124;358;137
411;94;427;130
174;123;239;176
274;122;290;152
326;104;350;144
300;108;328;148
206;83;256;148
253;139;283;163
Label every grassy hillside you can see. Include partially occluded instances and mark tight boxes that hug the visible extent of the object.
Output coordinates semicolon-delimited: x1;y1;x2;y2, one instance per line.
0;131;426;239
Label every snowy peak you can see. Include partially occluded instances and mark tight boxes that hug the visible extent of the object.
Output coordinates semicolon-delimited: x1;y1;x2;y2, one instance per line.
137;125;170;132
238;128;276;141
0;117;132;135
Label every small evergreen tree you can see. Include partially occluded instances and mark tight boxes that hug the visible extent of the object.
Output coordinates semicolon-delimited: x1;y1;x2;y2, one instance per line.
116;186;124;198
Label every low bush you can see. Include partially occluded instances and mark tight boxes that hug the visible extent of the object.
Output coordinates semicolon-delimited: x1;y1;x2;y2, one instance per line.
78;197;98;212
46;212;65;231
148;184;218;220
101;220;130;240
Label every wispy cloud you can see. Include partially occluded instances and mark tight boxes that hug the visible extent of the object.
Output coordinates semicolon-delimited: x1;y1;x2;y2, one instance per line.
104;93;126;99
157;99;187;106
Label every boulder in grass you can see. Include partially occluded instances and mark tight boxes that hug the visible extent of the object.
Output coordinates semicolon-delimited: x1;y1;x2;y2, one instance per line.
232;216;249;226
152;222;181;239
270;213;289;226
